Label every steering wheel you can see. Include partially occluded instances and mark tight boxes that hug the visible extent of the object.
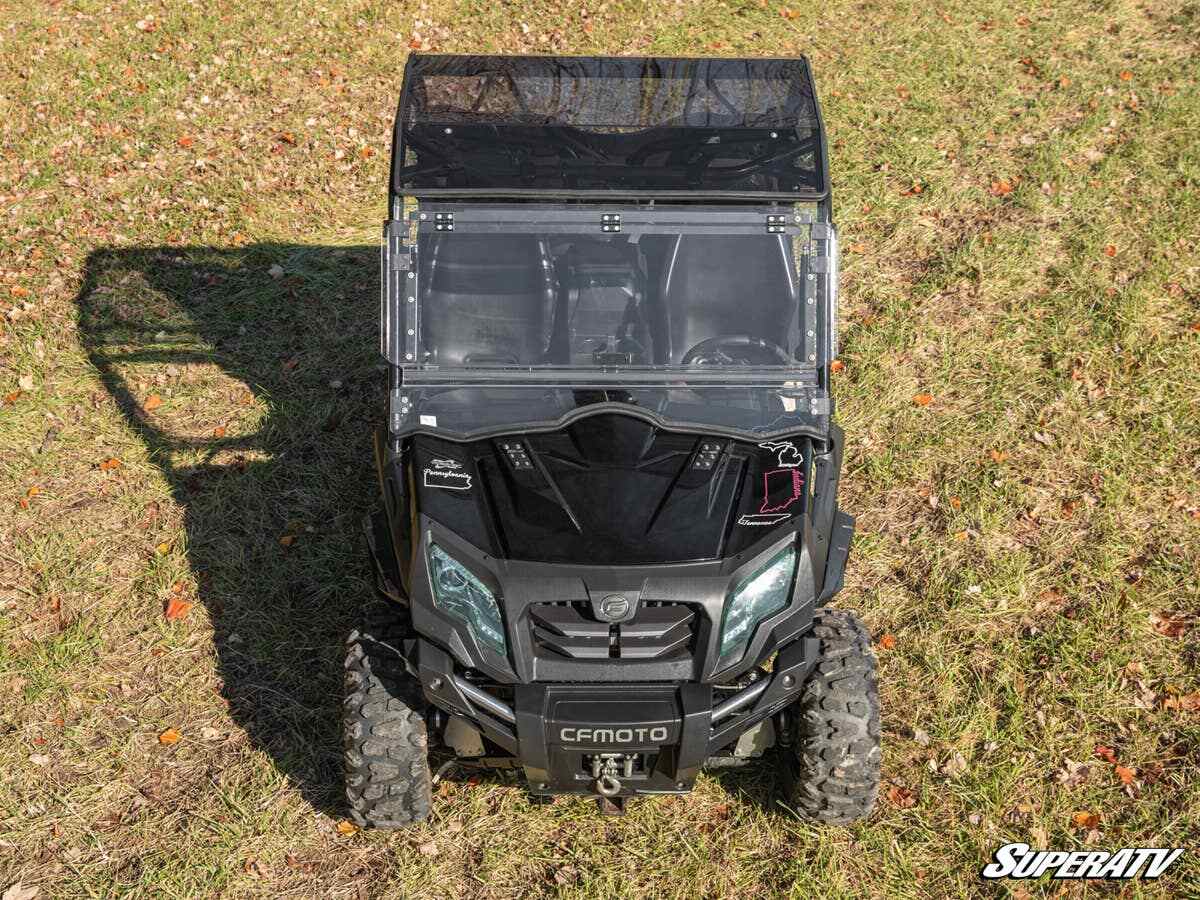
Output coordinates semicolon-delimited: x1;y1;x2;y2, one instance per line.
681;334;793;367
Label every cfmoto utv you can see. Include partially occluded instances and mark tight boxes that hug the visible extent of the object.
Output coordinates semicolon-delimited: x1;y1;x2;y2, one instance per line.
348;54;880;825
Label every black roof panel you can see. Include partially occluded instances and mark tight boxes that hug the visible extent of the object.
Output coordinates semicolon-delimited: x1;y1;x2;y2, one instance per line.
392;55;828;201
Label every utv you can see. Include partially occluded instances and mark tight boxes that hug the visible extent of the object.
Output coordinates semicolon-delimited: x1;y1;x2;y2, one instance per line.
347;54;880;825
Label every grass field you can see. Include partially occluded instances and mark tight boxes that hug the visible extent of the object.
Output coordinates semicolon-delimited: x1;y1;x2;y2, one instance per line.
2;0;1199;896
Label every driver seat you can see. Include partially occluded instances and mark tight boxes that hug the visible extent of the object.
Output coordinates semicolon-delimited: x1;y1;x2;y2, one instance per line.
656;234;799;363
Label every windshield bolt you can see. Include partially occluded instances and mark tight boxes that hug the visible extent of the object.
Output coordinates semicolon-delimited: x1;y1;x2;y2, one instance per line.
407;329;415;335
419;213;427;220
807;298;815;305
407;271;414;279
770;131;778;139
807;273;815;280
408;296;415;303
808;354;817;362
406;353;413;360
807;330;815;337
444;127;453;135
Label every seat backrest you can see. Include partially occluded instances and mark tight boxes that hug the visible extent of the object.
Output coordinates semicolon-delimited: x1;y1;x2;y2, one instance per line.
658;235;799;363
419;235;555;365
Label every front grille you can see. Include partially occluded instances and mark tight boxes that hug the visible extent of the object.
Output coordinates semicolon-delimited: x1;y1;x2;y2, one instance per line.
530;601;697;661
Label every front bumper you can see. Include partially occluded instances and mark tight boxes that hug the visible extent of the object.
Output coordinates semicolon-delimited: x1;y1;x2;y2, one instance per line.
417;634;818;796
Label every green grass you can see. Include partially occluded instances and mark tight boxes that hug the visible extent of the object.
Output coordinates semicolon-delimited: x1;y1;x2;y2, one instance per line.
2;0;1199;896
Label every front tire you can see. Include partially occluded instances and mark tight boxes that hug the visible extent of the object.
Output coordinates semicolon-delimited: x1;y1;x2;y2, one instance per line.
343;604;432;828
784;608;881;824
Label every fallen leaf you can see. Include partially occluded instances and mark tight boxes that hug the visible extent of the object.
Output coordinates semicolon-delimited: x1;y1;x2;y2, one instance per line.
29;754;51;767
943;750;968;778
1103;244;1117;257
878;633;897;650
243;859;263;877
3;390;21;405
359;146;374;159
1114;765;1135;785
779;7;800;19
18;374;35;391
1094;745;1119;764
155;542;170;556
886;784;916;808
26;486;40;499
144;394;163;411
158;728;182;745
177;134;195;148
269;264;285;279
949;496;962;510
335;819;359;836
10;285;30;298
164;596;194;621
989;449;1009;463
847;242;868;253
2;882;40;900
417;841;438;857
989;179;1014;196
830;360;845;373
279;534;295;547
212;425;226;438
1119;69;1133;81
912;393;934;407
1071;811;1100;829
1150;610;1190;638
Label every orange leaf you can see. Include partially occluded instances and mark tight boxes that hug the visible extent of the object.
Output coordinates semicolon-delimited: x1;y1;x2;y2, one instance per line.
26;486;40;499
10;285;29;298
886;784;916;808
1103;244;1117;257
3;390;21;405
779;7;800;19
276;131;296;145
949;496;962;510
178;134;195;148
989;449;1009;463
360;146;374;159
164;596;194;621
912;393;934;407
212;425;227;438
144;393;163;411
830;360;845;373
1071;811;1100;829
1119;70;1133;81
1114;765;1135;785
878;633;897;650
953;530;969;542
335;819;359;835
989;179;1014;196
158;727;182;745
99;457;122;471
1094;745;1118;764
19;498;29;509
847;242;868;253
155;541;170;555
279;534;296;547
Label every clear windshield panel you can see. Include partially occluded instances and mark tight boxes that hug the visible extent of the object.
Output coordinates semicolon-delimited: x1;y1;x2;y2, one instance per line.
412;231;805;370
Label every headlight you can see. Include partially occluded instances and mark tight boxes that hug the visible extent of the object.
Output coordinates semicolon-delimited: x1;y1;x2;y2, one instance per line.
717;546;796;670
427;544;506;655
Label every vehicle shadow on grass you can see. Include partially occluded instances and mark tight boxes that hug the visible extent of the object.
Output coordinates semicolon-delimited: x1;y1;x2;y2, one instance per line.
77;243;383;817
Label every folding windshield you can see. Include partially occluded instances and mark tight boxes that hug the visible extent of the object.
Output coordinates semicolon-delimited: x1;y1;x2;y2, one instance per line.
381;204;839;439
394;55;827;200
411;230;804;370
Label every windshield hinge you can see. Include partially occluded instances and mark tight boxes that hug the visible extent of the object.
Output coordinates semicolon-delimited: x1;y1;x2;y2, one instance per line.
807;395;833;416
765;213;790;233
601;213;622;233
390;388;412;432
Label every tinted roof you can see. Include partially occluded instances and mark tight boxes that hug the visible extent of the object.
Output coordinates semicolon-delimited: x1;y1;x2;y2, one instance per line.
393;55;827;200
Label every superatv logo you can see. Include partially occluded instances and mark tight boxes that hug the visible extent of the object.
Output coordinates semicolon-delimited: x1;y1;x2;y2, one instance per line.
981;843;1184;880
559;727;668;744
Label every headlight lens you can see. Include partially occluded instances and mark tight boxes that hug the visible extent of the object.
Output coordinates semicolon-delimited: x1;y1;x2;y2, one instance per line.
427;544;506;655
717;546;796;670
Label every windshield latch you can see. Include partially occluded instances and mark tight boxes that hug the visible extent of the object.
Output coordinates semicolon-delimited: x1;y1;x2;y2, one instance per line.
765;213;788;234
600;213;621;233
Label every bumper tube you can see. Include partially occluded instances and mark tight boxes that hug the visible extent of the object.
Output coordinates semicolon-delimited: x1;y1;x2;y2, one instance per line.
711;672;770;723
453;674;516;724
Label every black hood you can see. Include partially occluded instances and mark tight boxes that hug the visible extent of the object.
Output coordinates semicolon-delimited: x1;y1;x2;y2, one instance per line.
410;413;810;566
